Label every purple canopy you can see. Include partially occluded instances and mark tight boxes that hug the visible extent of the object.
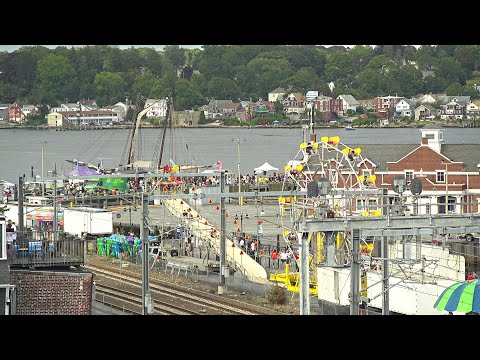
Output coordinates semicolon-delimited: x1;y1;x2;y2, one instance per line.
64;165;101;177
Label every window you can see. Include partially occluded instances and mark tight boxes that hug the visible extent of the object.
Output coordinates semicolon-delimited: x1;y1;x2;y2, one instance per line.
368;198;378;211
425;134;435;139
436;171;445;183
425;204;431;215
405;171;414;183
356;198;365;211
362;169;371;178
331;170;338;186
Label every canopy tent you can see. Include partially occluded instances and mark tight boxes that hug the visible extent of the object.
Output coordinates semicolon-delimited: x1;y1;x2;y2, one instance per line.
254;162;279;174
0;180;15;187
64;165;101;177
26;207;64;225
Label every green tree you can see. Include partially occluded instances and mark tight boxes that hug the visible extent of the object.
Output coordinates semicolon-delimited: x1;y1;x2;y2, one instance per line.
198;110;207;124
356;68;384;97
286;45;327;75
32;54;77;105
206;77;241;101
424;76;447;94
163;45;186;69
131;71;164;99
237;58;293;100
462;85;480;99
94;71;127;106
0;83;21;103
454;46;476;73
223;45;268;67
174;78;205;110
436;58;466;85
102;46;123;72
125;107;134;122
445;82;463;96
138;47;163;76
274;101;284;117
283;67;321;93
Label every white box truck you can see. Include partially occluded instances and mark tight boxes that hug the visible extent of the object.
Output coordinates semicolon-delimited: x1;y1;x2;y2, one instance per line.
63;207;113;237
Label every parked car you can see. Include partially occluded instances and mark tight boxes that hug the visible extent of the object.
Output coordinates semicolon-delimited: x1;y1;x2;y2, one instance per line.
457;233;479;242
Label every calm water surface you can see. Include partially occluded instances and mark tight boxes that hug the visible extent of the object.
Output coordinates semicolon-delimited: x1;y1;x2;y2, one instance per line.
1;127;479;184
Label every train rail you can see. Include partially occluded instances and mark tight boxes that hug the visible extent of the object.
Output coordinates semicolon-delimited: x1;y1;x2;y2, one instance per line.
95;283;200;315
84;262;287;315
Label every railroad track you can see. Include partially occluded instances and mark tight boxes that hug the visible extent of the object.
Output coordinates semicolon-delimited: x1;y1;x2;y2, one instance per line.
84;262;287;315
95;283;200;315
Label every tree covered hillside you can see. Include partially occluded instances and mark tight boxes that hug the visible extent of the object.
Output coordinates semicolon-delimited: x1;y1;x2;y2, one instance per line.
1;45;479;109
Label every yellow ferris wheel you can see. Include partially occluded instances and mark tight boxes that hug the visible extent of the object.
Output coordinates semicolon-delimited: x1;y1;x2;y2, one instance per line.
272;134;379;293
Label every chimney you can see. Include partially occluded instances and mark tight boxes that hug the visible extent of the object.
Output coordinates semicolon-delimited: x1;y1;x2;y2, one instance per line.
422;137;428;145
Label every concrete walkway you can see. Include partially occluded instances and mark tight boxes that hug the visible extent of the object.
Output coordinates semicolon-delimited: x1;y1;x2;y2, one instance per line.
162;199;268;284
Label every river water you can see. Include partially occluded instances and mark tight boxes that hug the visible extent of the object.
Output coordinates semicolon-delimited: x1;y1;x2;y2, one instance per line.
1;126;479;184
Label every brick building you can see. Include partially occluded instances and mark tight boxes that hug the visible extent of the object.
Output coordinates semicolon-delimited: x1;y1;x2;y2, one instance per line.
10;270;93;315
347;127;480;215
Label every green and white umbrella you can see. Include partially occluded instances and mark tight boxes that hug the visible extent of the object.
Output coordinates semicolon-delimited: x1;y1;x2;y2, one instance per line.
434;279;480;313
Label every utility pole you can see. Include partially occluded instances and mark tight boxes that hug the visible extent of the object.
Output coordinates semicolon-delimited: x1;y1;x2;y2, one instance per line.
18;176;25;241
350;228;360;315
141;193;152;315
382;235;390;315
299;229;310;315
53;163;57;242
218;170;226;294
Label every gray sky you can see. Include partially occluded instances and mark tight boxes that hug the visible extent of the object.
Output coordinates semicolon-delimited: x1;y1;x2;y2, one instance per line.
0;45;364;52
0;45;202;52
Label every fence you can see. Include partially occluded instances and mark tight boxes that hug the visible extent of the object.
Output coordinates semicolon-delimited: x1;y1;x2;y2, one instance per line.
9;231;85;269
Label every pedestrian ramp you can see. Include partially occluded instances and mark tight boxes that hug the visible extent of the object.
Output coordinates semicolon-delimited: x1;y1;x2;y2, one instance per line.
163;199;268;284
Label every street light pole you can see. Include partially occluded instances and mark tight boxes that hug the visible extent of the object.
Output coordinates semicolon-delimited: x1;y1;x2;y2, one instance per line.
237;138;242;206
232;138;245;206
39;141;47;196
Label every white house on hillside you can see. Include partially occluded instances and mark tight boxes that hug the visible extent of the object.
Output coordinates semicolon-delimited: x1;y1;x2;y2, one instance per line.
395;98;415;118
268;87;286;103
337;94;359;113
144;99;168;118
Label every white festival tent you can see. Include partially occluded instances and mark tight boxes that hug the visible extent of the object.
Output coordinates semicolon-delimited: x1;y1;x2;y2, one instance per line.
254;162;279;175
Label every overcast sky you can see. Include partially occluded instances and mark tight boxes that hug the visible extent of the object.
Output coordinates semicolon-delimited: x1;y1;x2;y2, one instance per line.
0;45;203;52
0;45;363;52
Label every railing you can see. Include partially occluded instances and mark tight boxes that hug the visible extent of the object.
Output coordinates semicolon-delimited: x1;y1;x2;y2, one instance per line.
9;231;85;269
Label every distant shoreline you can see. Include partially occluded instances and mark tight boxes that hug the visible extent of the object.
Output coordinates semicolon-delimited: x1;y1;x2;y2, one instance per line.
0;124;447;130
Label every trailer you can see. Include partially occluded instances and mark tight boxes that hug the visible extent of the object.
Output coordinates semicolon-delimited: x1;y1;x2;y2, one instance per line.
63;207;113;237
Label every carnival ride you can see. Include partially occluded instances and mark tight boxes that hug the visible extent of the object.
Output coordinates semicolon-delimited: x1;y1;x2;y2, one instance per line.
271;134;381;293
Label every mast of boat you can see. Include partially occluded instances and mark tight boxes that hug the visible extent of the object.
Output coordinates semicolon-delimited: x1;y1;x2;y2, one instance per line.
122;95;161;169
122;94;144;169
151;96;173;172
